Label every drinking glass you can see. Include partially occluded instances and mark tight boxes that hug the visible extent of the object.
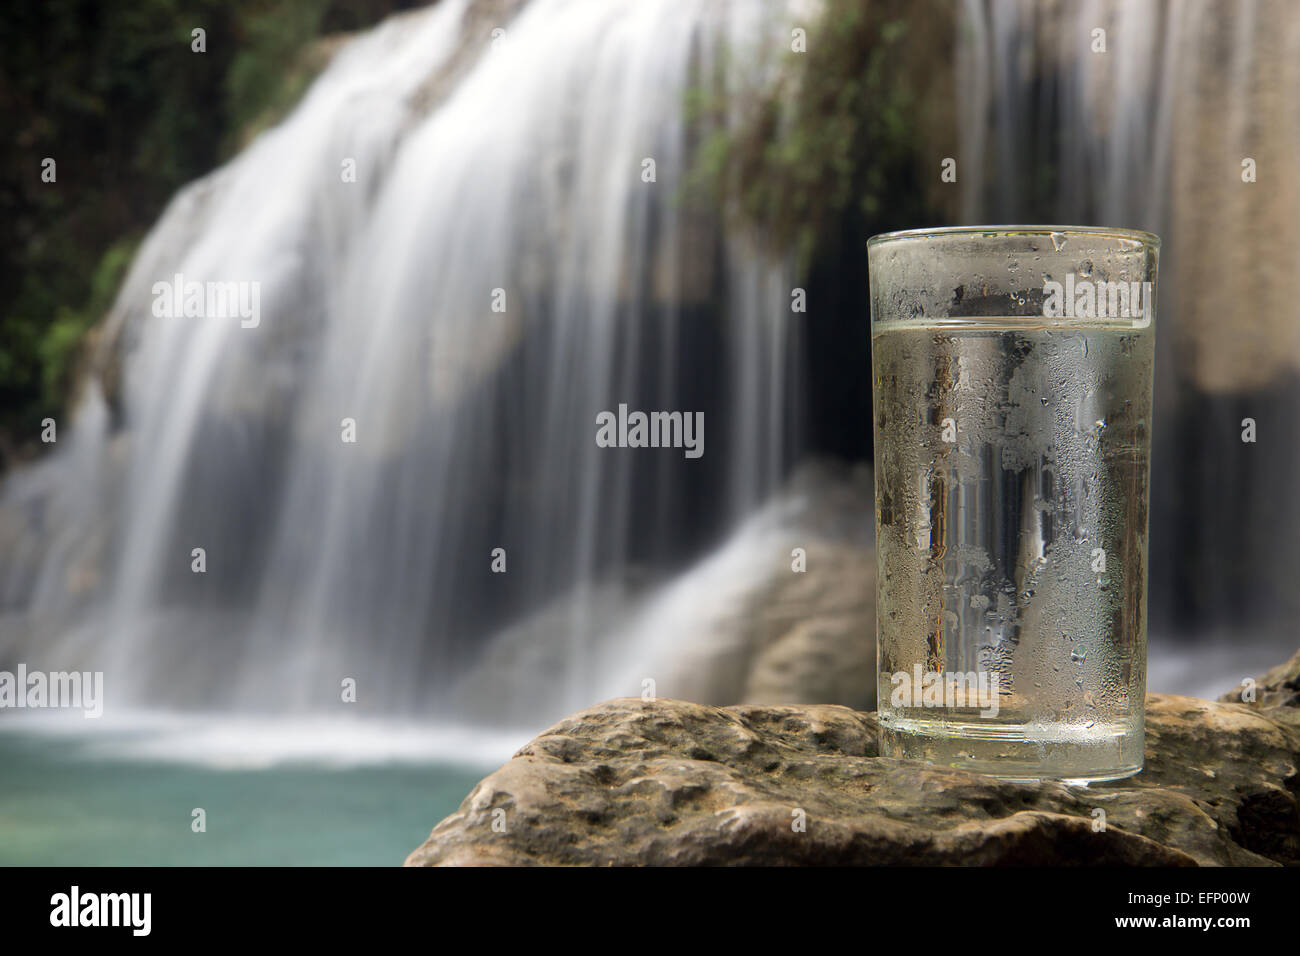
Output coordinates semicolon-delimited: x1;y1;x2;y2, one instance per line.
868;226;1158;782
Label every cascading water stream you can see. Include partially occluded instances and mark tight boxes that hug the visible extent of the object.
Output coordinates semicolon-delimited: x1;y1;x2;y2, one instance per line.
0;0;804;722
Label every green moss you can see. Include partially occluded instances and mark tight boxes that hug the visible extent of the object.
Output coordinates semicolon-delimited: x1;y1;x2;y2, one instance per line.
688;0;958;276
40;238;139;409
223;2;337;151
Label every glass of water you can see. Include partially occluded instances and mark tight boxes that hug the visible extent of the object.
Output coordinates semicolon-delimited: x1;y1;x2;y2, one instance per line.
867;226;1158;782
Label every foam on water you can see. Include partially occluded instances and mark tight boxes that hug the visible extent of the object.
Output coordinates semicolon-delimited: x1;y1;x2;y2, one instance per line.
0;710;524;770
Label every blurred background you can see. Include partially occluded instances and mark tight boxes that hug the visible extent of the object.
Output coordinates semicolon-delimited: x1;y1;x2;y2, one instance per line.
1;0;1297;863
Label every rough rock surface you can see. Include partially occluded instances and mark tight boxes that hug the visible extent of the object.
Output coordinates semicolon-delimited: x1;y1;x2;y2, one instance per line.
407;651;1300;866
1219;648;1300;725
654;461;877;712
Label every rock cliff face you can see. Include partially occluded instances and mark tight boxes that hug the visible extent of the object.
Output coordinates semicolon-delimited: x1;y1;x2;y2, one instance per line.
406;650;1300;866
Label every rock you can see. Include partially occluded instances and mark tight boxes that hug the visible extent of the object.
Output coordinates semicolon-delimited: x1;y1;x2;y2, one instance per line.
1218;647;1300;725
406;652;1300;866
619;460;877;712
444;459;876;728
741;605;873;710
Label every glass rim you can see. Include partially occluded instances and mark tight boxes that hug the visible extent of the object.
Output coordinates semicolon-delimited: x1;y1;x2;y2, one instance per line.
867;224;1161;249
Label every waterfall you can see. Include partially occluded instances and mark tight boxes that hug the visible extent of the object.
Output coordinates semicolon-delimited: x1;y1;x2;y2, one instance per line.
0;0;805;719
955;0;1300;652
12;0;1289;731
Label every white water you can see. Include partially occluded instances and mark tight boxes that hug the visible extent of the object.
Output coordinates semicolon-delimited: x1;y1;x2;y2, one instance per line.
0;0;807;728
0;708;523;769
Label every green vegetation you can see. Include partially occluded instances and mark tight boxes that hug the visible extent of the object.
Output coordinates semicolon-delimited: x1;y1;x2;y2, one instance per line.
692;0;958;275
0;0;961;468
0;0;413;467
